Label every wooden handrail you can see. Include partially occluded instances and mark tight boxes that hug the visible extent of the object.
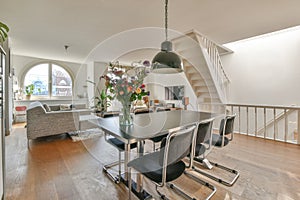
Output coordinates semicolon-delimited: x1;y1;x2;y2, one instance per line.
198;103;300;145
226;104;300;145
226;103;300;110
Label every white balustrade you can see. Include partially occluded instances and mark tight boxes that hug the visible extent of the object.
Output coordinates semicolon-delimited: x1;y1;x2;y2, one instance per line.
226;104;300;145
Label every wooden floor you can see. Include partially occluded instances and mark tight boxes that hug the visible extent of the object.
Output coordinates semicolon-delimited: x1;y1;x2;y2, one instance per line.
5;123;300;200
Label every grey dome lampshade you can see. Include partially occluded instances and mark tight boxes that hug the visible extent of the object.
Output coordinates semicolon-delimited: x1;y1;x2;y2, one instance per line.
151;41;183;74
151;0;183;74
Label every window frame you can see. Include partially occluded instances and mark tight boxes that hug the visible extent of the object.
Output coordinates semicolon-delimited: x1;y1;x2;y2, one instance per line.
21;61;74;100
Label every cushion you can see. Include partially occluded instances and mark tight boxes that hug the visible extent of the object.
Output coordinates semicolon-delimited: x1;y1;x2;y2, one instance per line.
60;104;71;111
43;104;51;112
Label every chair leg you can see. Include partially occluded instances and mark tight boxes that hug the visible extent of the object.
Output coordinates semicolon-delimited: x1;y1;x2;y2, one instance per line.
184;170;216;200
155;185;169;200
166;183;197;200
118;151;121;179
192;160;240;187
103;151;124;184
152;141;156;151
194;157;213;169
128;167;132;200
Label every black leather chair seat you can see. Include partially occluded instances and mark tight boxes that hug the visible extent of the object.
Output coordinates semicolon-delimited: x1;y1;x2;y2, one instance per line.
128;151;186;184
211;134;229;147
187;143;206;158
108;138;137;151
195;143;207;156
150;134;168;143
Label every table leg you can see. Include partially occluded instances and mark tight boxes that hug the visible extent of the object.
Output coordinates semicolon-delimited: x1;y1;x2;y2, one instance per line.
124;143;130;181
136;141;144;192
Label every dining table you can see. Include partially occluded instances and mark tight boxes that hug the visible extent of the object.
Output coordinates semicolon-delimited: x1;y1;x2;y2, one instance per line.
88;110;216;200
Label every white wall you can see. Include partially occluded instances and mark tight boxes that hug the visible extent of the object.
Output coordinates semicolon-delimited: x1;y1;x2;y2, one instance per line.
12;54;88;102
222;27;300;106
11;55;197;110
86;62;107;107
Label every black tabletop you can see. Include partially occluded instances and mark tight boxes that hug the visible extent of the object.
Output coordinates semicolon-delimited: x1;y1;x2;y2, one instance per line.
89;110;215;144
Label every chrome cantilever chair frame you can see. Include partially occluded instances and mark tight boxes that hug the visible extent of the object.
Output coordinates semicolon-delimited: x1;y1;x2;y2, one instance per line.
194;114;239;187
102;133;123;184
184;118;217;200
128;125;198;200
103;132;139;184
102;113;138;184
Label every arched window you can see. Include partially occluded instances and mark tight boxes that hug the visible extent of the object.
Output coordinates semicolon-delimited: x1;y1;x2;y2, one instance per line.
23;63;73;98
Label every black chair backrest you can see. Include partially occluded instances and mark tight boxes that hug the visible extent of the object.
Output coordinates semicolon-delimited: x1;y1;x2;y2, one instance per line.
159;125;197;166
157;108;171;112
219;115;236;135
134;109;151;115
196;118;214;145
103;113;115;118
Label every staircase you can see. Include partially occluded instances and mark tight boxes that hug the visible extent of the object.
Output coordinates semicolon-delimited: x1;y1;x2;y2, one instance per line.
257;109;294;137
172;30;232;113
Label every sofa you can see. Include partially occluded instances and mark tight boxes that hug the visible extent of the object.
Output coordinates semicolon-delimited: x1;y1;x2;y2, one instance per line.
26;101;90;140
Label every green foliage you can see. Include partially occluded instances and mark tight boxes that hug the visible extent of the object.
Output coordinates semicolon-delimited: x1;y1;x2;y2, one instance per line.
25;84;35;95
130;85;150;101
0;21;9;43
86;80;114;111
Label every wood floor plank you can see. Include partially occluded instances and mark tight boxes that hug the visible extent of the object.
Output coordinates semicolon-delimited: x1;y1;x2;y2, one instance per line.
5;124;300;200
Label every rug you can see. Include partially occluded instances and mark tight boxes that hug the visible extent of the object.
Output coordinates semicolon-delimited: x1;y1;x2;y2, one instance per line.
68;128;104;142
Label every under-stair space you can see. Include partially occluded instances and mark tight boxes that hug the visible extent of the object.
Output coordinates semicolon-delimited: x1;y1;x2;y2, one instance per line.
172;30;232;113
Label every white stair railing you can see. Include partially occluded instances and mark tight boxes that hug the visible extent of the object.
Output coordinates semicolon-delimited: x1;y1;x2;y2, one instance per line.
195;33;230;100
173;30;230;105
227;103;300;145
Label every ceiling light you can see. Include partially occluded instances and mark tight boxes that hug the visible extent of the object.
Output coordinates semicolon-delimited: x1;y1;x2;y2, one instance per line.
151;0;183;74
64;45;69;52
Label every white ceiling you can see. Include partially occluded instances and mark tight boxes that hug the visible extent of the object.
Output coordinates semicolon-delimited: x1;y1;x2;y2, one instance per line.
1;0;300;63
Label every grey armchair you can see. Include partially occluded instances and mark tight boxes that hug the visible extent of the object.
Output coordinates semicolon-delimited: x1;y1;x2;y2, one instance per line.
26;101;81;144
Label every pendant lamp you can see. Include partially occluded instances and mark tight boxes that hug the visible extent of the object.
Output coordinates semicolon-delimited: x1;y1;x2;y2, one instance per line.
151;0;183;74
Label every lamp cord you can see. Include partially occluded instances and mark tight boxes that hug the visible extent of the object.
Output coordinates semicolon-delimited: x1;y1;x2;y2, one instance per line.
165;0;168;41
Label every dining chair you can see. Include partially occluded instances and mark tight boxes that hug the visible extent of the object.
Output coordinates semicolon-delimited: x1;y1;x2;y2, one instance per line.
127;125;198;200
148;108;171;151
199;114;240;186
134;109;152;115
192;118;215;168
156;108;171;112
184;118;217;199
102;114;138;184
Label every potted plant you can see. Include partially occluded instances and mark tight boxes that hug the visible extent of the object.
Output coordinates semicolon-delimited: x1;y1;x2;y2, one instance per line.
25;84;34;100
0;21;9;44
86;80;114;114
95;89;114;113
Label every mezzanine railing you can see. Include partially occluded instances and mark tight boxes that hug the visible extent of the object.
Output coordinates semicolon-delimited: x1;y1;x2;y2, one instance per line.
227;104;300;145
198;103;300;145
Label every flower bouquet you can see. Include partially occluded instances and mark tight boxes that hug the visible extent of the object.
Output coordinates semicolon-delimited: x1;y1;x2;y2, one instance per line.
102;61;150;125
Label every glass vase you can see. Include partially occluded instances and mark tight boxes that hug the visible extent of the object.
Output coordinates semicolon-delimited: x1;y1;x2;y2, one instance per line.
119;103;134;126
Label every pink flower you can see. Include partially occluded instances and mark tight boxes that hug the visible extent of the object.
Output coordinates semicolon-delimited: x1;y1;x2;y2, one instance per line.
119;91;124;96
114;70;124;76
143;60;150;67
127;86;133;92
